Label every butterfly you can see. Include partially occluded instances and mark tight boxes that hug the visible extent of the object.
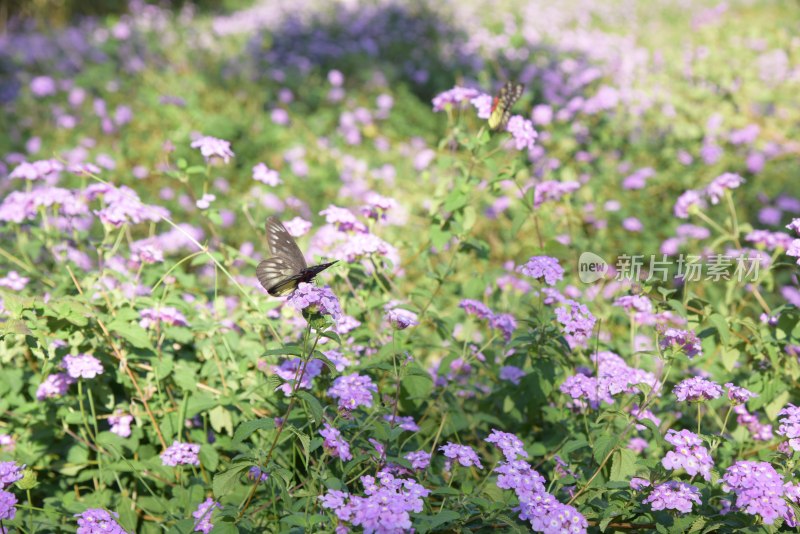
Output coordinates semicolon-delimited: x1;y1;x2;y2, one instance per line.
256;216;337;296
488;81;524;131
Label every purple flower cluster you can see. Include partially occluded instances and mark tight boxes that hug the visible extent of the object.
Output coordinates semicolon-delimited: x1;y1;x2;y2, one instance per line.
721;461;790;524
271;358;324;396
706;172;745;204
432;86;481;112
327;373;377;410
160;441;200;467
385;307;419;330
0;462;23;488
88;184;169;227
560;352;657;410
724;383;757;405
439;442;483;469
10;158;63;181
252;162;282;186
555;300;596;344
75;508;129;534
500;365;526;385
460;299;493;319
0;271;30;291
642;481;701;514
745;229;794;251
673;190;707;219
62;353;104;379
506;115;538;150
247;466;270;483
190;135;234;164
734;405;773;441
485;429;528;461
286;283;343;323
0;488;17;521
319;470;430;533
489;313;517;341
777;403;800;451
320;423;353;461
385;415;420;432
139;306;189;329
404;450;431;470
673;376;723;402
517;256;564;286
192;498;221;534
36;373;76;399
661;429;714;481
533;181;581;208
109;411;134;437
658;328;703;359
494;459;587;533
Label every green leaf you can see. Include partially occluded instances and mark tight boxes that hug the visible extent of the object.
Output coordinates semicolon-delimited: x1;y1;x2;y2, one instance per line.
707;314;729;345
212;463;249;497
232;418;275;445
107;319;153;349
592;434;617;465
609;448;637;481
295;391;323;424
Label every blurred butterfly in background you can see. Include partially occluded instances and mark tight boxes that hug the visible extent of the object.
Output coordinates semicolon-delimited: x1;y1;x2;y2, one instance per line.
488;81;524;131
256;216;337;296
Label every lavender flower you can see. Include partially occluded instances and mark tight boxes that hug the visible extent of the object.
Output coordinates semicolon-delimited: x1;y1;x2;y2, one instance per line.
283;216;311;237
287;283;343;323
10;159;63;181
195;193;215;210
360;192;398;221
499;365;526;385
192;498;221;534
706;173;745;204
109;411;133;438
0;490;17;521
385;308;418;330
518;492;587;533
320;205;366;233
247;466;270;483
327;373;377;410
643;481;701;514
485;429;528;461
506;115;538;150
724;383;757;405
75;508;128;534
0;462;23;489
384;415;420;432
777;403;800;451
673;377;723;402
62;354;104;379
190;136;234;164
319;471;429;532
432;86;481;111
0;271;29;291
533;181;581;208
555;300;596;343
139;307;189;329
439;443;483;469
674;190;707;219
489;313;517;341
271;358;324;396
405;450;431;470
36;373;75;399
659;328;703;359
160;441;200;467
735;405;773;441
460;299;493;320
90;184;169;227
721;461;788;524
661;429;714;481
517;256;564;286
252;163;282;186
320;423;352;461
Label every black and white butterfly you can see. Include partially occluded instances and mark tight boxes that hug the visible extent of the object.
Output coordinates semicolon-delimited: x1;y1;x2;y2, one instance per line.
256;217;337;296
488;81;524;131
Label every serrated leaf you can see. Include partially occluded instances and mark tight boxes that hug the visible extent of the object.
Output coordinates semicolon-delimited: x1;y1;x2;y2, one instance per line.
107;319;152;349
609;448;637;481
707;313;729;345
232;418;275;445
295;390;323;424
212;463;249;497
592;434;617;465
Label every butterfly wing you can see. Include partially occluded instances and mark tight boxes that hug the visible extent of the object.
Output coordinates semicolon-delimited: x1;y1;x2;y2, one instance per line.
265;216;307;270
488;82;524;131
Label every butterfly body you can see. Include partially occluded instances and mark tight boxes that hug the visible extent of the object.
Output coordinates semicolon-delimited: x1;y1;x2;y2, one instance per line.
488;81;524;131
256;217;336;296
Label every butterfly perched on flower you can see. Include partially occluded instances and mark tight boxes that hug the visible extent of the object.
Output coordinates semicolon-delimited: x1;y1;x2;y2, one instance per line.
256;217;337;296
488;82;524;131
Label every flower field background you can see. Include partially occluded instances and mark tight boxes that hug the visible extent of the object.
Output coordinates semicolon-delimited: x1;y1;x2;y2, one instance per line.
1;0;800;532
